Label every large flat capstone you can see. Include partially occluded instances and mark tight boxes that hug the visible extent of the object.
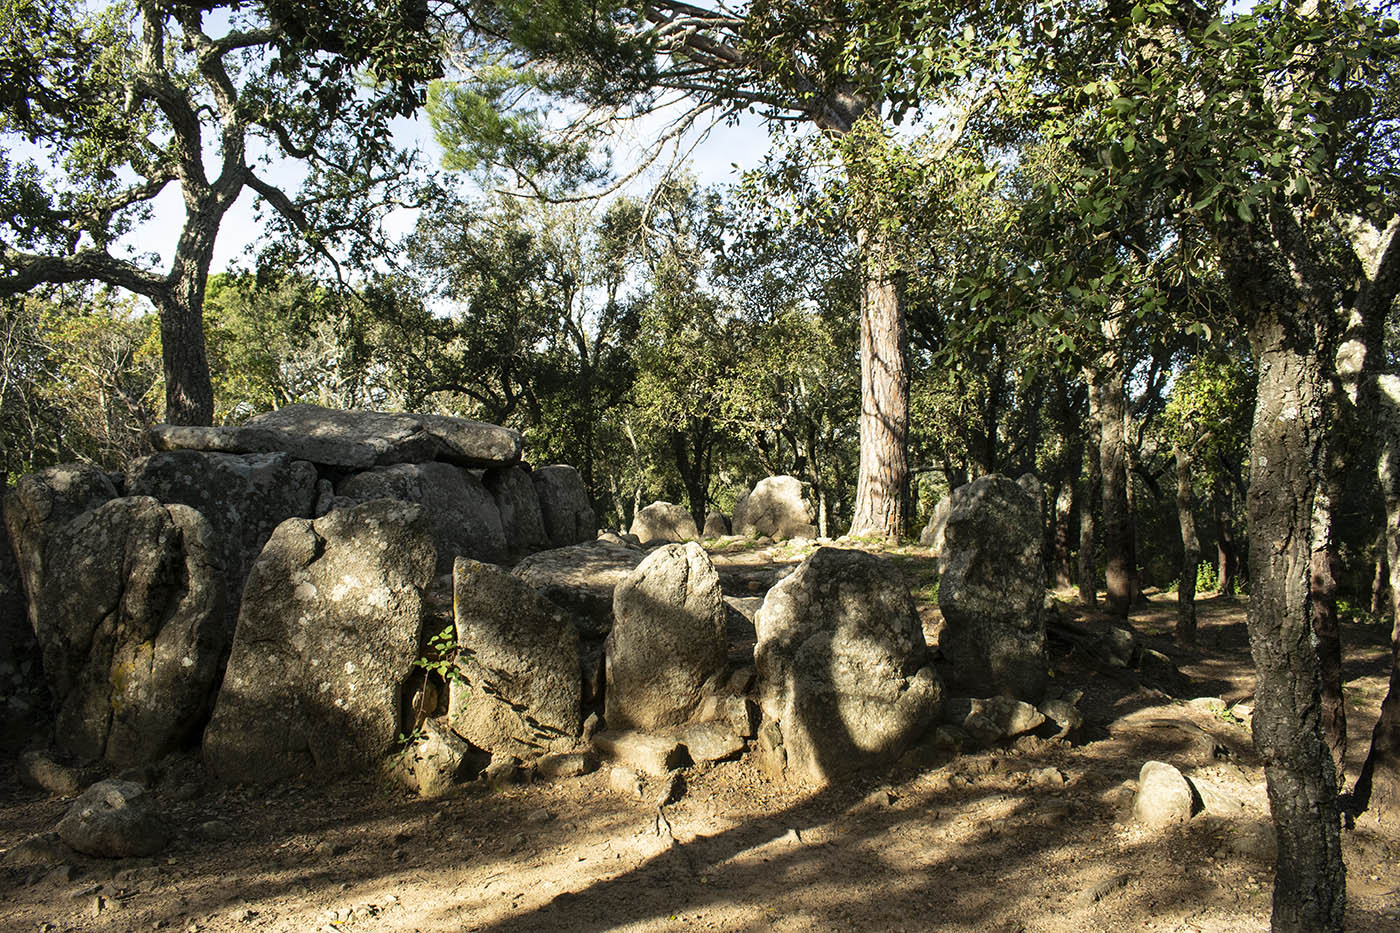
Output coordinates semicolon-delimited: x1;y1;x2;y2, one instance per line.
149;404;523;470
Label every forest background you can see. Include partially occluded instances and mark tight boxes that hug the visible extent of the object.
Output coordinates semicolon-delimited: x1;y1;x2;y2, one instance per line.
3;1;1400;930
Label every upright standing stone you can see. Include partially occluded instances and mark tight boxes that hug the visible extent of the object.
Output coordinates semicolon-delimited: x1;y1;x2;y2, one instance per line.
918;494;952;553
754;547;942;786
732;476;816;539
126;451;318;629
203;500;435;783
532;465;597;547
3;463;118;631
338;462;507;568
703;510;731;537
37;498;226;767
938;474;1048;701
629;501;700;544
605;543;726;730
483;465;551;556
447;558;581;758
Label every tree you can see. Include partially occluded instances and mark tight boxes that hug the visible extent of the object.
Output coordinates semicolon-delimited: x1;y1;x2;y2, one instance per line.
1015;2;1400;927
0;0;440;424
431;0;1007;539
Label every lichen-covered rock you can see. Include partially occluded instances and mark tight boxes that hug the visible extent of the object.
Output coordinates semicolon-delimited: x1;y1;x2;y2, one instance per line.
937;474;1048;702
512;541;644;639
447;557;581;758
755;547;942;786
338;462;506;569
3;463;118;631
37;498;226;768
629;501;699;544
203;500;435;783
532;465;597;547
126;451;317;628
605;543;726;730
149;404;523;469
483;465;550;556
732;476;816;540
57;780;168;858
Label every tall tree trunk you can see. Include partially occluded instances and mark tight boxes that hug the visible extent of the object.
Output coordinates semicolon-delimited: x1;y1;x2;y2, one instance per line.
1214;488;1240;595
1372;548;1389;619
1246;314;1344;932
1174;443;1199;643
1353;373;1400;822
1052;479;1075;590
1091;322;1133;619
1080;405;1102;609
1313;481;1346;787
849;254;908;540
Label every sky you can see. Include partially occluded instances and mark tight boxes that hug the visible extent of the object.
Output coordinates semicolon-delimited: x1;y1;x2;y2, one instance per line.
132;104;776;276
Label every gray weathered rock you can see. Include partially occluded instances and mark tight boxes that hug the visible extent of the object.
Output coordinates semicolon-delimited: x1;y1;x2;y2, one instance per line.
126;451;318;628
532;465;597;547
1097;626;1139;668
703;510;731;537
1132;760;1196;828
680;721;745;763
754;547;943;785
629;501;700;544
918;494;952;553
338;462;507;569
1039;698;1085;739
57;780;168;858
0;511;35;685
732;476;816;540
403;718;473;798
149;404;523;469
592;730;689;776
512;542;645;640
203;500;435;783
3;463;118;631
605;543;727;730
447;557;581;758
483;465;550;556
37;498;226;767
944;696;1045;740
937;474;1048;702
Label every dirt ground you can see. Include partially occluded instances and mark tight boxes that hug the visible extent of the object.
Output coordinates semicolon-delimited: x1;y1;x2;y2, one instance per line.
2;543;1398;932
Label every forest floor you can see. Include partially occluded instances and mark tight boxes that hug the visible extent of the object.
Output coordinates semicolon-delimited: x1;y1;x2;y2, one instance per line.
2;542;1398;933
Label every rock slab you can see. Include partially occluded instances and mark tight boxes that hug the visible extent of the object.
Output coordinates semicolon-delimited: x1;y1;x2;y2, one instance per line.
447;557;581;758
937;474;1048;702
755;547;943;785
126;450;317;627
338;462;507;568
203;500;435;783
484;465;551;556
532;465;597;547
38;498;227;767
605;543;727;730
150;404;523;469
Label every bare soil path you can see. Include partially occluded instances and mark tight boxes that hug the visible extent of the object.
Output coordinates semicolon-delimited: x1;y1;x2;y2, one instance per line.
2;543;1397;932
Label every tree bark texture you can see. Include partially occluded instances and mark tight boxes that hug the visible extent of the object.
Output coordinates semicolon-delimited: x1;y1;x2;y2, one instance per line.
1052;479;1076;590
1215;488;1240;595
849;258;908;540
1246;315;1345;932
1353;373;1400;823
1312;486;1346;788
1174;444;1199;644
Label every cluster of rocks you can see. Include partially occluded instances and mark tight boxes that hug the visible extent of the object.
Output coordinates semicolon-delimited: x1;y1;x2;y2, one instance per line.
628;474;819;546
5;421;1080;839
1;405;596;779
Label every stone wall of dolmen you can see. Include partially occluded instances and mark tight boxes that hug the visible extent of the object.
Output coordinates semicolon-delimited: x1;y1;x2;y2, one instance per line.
2;405;1066;803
